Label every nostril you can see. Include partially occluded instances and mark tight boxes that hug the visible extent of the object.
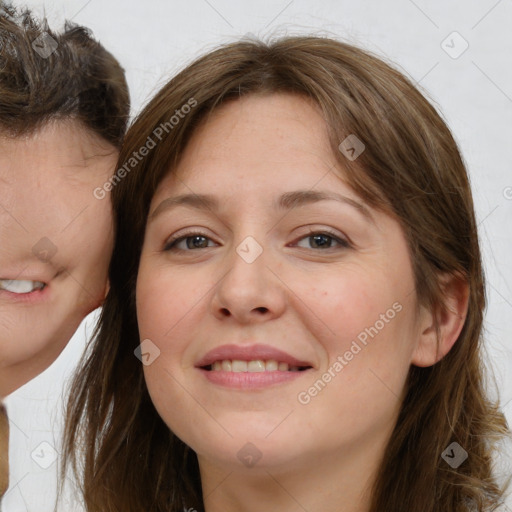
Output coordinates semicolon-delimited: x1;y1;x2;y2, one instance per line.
217;306;269;318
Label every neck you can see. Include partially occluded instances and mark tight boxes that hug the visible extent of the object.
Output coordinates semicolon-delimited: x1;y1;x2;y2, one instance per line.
0;358;46;396
198;431;390;512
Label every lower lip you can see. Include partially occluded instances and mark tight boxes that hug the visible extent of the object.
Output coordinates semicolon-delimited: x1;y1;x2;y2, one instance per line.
0;284;51;304
198;368;309;389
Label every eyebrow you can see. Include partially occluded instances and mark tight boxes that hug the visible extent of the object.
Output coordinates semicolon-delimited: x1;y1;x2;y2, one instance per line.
276;190;374;223
150;190;374;223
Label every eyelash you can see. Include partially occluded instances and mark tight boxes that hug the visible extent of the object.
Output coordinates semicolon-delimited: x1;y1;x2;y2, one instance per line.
294;229;351;250
163;229;351;252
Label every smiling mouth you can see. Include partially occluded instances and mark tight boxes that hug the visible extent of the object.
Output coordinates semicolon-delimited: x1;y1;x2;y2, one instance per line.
0;279;47;294
203;360;312;372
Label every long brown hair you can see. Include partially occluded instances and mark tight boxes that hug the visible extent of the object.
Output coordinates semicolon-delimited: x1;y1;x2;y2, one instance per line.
63;36;510;511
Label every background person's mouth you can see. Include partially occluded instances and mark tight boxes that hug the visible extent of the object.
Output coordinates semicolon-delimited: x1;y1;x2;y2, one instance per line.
0;279;46;294
0;276;54;304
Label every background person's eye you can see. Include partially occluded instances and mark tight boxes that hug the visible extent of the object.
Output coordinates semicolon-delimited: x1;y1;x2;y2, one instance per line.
164;233;217;251
294;231;350;250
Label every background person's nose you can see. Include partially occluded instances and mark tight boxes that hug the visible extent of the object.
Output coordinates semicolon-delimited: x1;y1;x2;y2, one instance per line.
210;238;286;324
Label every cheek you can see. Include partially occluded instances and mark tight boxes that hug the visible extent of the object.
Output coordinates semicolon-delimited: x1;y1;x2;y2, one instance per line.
292;271;416;444
137;267;205;436
291;262;418;373
136;263;207;346
82;190;113;245
290;266;393;344
62;201;113;305
36;186;114;273
80;198;113;257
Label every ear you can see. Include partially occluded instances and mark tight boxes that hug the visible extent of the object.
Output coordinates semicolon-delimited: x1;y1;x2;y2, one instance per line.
411;273;469;367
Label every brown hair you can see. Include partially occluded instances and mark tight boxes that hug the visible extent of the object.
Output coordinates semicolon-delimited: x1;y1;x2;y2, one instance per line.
0;2;129;146
63;36;511;511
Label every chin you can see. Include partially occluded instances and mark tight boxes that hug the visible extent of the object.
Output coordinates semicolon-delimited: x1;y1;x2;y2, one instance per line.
189;429;305;470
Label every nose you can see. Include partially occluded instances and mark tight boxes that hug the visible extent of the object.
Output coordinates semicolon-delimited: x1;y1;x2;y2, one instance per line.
211;243;286;324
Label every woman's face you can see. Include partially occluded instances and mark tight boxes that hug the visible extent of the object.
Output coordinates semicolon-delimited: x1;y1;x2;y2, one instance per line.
137;93;428;472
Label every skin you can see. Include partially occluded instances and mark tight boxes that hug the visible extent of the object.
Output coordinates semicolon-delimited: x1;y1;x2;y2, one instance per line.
137;94;468;512
0;120;116;396
0;404;7;496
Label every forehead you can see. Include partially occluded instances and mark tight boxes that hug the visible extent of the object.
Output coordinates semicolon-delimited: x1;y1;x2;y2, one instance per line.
0;120;117;182
158;93;346;197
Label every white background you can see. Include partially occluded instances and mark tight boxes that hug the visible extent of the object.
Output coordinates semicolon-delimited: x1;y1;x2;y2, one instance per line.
3;0;512;511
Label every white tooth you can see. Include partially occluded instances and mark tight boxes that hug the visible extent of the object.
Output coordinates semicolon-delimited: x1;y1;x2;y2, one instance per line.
248;360;265;372
0;279;39;294
278;362;289;372
232;360;248;372
221;360;232;371
265;360;278;371
289;366;300;372
212;361;222;371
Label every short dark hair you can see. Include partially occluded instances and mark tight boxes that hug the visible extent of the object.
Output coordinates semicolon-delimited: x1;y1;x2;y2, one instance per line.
0;3;129;147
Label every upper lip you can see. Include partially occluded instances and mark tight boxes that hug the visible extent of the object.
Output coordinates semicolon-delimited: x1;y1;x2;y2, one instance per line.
195;344;314;368
0;265;60;285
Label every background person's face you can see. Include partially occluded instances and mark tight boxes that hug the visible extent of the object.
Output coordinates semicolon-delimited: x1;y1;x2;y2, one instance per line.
137;94;428;473
0;121;116;395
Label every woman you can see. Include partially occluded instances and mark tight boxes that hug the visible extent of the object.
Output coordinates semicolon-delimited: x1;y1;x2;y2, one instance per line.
64;36;511;512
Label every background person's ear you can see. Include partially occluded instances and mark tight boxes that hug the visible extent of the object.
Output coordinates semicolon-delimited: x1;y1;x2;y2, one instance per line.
411;273;469;368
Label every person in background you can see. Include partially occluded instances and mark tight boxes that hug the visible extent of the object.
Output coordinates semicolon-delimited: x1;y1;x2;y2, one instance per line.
0;2;129;506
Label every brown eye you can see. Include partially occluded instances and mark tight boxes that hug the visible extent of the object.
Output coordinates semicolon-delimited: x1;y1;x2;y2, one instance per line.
186;235;210;249
295;232;350;250
164;234;216;251
309;234;334;248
